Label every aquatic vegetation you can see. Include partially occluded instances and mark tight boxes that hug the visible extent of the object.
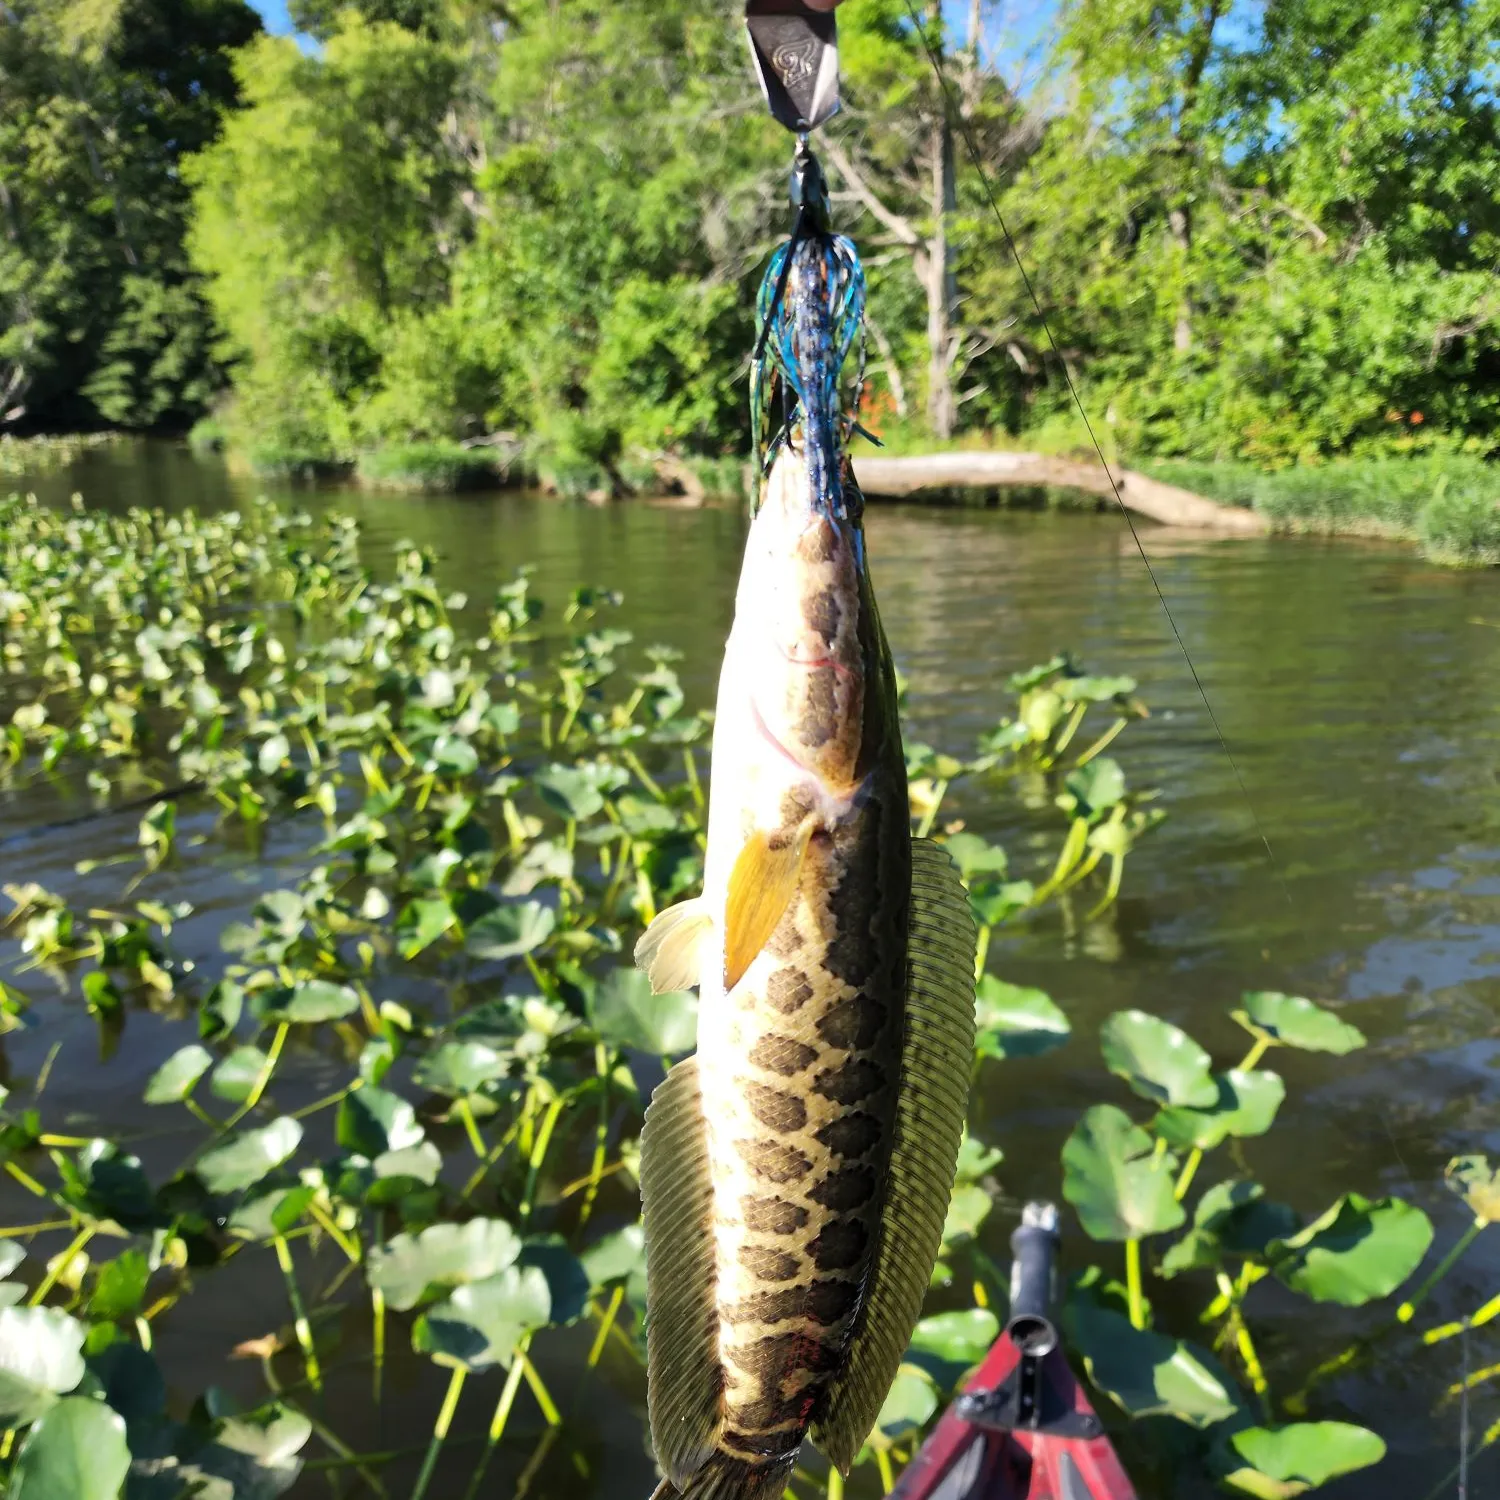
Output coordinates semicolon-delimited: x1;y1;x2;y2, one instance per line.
0;434;119;478
355;443;508;494
0;489;1472;1497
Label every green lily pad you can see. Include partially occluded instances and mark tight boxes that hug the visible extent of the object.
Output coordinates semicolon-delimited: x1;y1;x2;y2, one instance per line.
10;1396;130;1500
1153;1070;1286;1151
1446;1154;1500;1224
534;764;609;821
196;1118;303;1195
1220;1422;1386;1497
336;1087;424;1159
942;1184;994;1248
367;1218;522;1312
89;1250;150;1321
580;1225;645;1288
906;1308;999;1387
589;967;697;1056
973;977;1070;1061
427;733;479;777
1268;1193;1432;1306
210;1045;270;1103
1068;1296;1241;1426
63;1140;158;1230
518;1237;590;1326
0;1306;87;1424
413;1041;507;1098
1059;756;1126;818
1099;1010;1217;1108
144;1044;214;1104
466;900;555;961
413;1264;551;1371
228;1185;315;1242
396;897;457;959
1235;992;1366;1054
942;833;1009;881
1161;1180;1300;1277
870;1365;939;1447
257;980;361;1024
1062;1104;1185;1242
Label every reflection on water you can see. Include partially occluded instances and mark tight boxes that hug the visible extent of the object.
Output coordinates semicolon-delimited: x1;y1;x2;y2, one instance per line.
7;441;1500;1496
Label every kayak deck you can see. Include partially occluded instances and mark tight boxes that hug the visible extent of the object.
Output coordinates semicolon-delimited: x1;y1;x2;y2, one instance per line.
891;1335;1137;1500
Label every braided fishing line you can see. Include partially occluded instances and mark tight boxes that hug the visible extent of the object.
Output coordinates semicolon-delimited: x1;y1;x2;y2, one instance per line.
893;0;1291;906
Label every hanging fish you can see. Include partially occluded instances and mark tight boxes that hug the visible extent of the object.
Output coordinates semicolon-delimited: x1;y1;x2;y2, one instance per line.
633;151;979;1500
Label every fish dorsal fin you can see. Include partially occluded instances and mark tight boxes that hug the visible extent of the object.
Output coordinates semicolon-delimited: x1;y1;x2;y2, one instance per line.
636;898;713;995
809;836;978;1472
723;818;816;991
640;1055;725;1484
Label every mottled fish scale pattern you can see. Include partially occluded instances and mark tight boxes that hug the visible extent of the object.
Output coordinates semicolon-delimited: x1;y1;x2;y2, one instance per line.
704;791;909;1481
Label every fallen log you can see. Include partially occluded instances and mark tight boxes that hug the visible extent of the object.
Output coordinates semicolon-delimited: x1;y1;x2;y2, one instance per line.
852;452;1268;535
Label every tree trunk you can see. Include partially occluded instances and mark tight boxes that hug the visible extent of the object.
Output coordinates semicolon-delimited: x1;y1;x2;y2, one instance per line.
1168;201;1192;354
925;115;958;439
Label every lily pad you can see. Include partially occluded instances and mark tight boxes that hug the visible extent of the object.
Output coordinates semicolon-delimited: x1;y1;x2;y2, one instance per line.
580;1224;645;1288
1099;1010;1217;1108
1268;1194;1432;1306
413;1264;551;1371
63;1140;158;1229
89;1249;150;1321
413;1041;507;1098
1446;1154;1500;1223
973;977;1071;1061
367;1218;522;1311
906;1308;999;1387
0;1306;87;1424
228;1185;315;1242
1067;1296;1241;1426
144;1045;214;1104
518;1237;590;1326
336;1087;425;1158
589;966;697;1056
1062;1104;1185;1242
1161;1180;1300;1277
1235;992;1365;1055
210;1046;269;1103
1153;1070;1286;1151
396;897;457;959
257;980;360;1024
1220;1422;1386;1497
942;833;1009;881
466;900;555;961
1059;756;1126;818
942;1184;994;1248
10;1396;130;1500
870;1365;939;1446
196;1118;303;1195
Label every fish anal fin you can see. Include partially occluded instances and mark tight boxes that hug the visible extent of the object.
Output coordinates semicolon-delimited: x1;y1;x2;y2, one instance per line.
809;836;978;1472
641;1056;725;1484
723;819;815;991
636;898;713;995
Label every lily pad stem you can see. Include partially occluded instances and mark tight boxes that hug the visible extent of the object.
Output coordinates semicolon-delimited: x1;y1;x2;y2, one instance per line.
306;1199;361;1264
519;1349;561;1425
228;1021;289;1126
1072;715;1128;768
460;1346;530;1500
875;1448;896;1493
1124;1238;1145;1330
826;1466;844;1500
411;1366;467;1500
521;1096;566;1225
1398;1218;1485;1324
456;1096;487;1161
1216;1272;1271;1420
588;1286;625;1369
972;925;991;984
30;1223;96;1304
1174;1148;1203;1201
914;779;948;839
273;1232;323;1392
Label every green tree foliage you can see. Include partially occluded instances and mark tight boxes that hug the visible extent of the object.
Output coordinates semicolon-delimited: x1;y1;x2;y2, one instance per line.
0;0;261;430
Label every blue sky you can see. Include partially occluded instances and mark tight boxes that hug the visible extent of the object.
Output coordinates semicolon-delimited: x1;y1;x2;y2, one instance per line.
252;0;293;32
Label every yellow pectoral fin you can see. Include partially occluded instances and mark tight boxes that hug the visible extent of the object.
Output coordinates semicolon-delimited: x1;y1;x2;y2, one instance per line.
634;898;713;995
723;817;816;992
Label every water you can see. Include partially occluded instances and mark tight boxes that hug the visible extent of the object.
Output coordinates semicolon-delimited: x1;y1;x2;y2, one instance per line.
8;440;1500;1497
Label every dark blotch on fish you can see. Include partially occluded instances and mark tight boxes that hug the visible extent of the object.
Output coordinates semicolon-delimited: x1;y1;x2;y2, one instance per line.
805;1277;861;1324
799;669;838;747
805;587;841;644
810;1219;868;1272
750;1034;819;1076
815;1111;882;1157
731;1391;815;1432
727;1330;841;1379
743;1195;809;1234
747;1083;809;1133
809;1164;877;1212
740;1139;813;1182
798;520;840;565
722;1428;805;1459
816;994;886;1051
766;968;814;1014
739;1245;801;1282
813;1058;886;1105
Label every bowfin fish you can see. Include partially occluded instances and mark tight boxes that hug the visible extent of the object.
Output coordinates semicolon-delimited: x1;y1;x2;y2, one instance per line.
635;345;978;1497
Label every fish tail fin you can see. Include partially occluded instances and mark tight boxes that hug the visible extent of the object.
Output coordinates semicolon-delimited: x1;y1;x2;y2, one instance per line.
649;1453;798;1500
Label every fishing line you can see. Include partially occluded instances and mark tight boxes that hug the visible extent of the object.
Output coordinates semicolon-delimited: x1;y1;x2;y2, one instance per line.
893;0;1291;906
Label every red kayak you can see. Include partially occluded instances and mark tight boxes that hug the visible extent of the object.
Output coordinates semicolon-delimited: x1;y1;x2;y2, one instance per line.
892;1205;1138;1500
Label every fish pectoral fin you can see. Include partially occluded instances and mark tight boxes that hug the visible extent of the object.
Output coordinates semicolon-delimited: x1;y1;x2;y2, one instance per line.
635;898;714;995
810;836;978;1474
641;1056;725;1484
723;817;816;992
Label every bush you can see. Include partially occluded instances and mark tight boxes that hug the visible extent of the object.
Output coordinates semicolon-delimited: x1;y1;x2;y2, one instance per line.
1418;482;1500;567
187;416;228;454
242;441;349;482
356;442;500;493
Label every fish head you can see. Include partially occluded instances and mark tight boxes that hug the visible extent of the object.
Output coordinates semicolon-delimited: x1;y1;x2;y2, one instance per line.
739;447;868;788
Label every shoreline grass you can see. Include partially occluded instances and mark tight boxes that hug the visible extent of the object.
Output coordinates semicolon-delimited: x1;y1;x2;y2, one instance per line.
355;441;508;493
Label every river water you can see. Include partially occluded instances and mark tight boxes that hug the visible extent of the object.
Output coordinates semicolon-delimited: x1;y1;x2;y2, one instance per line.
6;440;1500;1497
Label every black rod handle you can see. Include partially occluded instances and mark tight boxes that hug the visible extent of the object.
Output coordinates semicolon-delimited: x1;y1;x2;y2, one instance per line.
1006;1201;1060;1357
